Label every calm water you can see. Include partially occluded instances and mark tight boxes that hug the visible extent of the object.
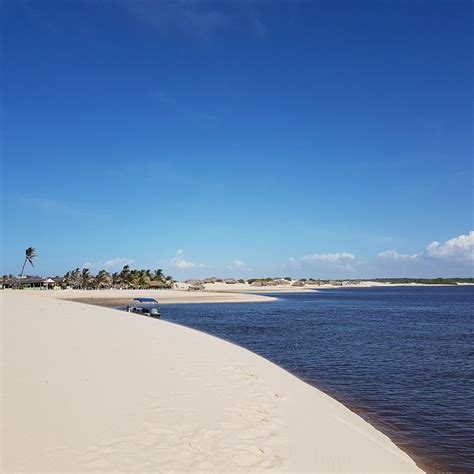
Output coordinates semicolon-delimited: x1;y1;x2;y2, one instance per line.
158;286;473;472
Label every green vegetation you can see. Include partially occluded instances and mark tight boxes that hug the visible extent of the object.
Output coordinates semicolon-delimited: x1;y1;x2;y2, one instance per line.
247;278;275;284
61;265;174;289
373;278;474;285
244;277;473;286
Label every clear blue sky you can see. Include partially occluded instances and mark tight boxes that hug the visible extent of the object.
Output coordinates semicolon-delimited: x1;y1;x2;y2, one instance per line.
1;0;473;279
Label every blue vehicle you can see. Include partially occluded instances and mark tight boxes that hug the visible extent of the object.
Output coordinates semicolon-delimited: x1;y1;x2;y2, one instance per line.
126;297;160;318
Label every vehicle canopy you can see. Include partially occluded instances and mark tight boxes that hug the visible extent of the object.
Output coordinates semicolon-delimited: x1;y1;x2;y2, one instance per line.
133;297;159;304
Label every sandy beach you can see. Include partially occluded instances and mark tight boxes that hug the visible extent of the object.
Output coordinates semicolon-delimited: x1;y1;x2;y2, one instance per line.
1;291;422;472
23;288;278;306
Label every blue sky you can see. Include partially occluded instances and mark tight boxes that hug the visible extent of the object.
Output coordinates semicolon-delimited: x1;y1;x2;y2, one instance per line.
1;0;473;279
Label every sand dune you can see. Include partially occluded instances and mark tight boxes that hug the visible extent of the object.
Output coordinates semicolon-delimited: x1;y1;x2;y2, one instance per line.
21;288;277;305
1;292;422;472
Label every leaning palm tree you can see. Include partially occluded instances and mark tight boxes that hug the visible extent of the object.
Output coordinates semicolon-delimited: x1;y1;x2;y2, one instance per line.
20;247;36;277
119;265;131;287
112;272;120;288
153;269;164;282
138;269;150;288
81;268;92;289
71;268;81;289
96;270;112;289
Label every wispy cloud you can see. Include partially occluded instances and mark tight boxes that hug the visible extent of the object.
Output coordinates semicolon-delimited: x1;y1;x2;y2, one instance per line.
293;252;357;275
151;88;178;107
82;258;134;273
301;252;355;263
122;0;267;40
231;259;245;268
171;249;206;269
123;0;228;38
16;196;110;219
377;250;418;261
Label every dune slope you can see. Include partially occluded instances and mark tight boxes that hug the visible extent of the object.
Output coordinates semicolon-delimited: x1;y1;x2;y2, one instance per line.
1;292;422;472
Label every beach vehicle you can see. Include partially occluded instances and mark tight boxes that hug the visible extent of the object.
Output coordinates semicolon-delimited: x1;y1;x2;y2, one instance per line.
126;297;160;318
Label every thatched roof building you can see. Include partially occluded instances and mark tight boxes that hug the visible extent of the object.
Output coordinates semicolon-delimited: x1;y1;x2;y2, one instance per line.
147;280;169;289
202;277;218;284
271;279;291;286
2;277;57;289
184;279;203;286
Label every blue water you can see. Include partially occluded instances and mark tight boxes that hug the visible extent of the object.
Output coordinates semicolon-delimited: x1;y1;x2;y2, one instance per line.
158;286;473;472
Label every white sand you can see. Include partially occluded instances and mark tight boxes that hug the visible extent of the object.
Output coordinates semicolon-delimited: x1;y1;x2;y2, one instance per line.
201;281;433;293
1;292;422;472
23;288;277;304
203;282;316;293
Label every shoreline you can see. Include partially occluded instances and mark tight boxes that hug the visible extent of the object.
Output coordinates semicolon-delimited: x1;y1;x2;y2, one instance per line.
17;288;278;305
2;291;422;472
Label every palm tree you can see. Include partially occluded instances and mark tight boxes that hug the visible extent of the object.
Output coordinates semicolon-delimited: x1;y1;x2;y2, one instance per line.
20;247;36;277
120;265;132;288
165;275;174;288
81;268;92;289
129;270;139;289
63;271;72;288
95;270;112;288
112;272;120;288
153;269;164;282
71;268;81;289
138;269;150;288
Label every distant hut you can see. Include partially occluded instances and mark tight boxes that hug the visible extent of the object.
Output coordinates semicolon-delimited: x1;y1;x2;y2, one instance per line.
202;277;218;284
223;278;238;284
184;279;203;286
292;279;306;287
250;280;267;287
2;277;57;290
148;280;169;289
271;279;290;286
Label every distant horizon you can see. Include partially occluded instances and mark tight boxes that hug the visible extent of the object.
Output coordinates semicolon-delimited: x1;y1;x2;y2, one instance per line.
4;274;473;282
2;229;473;280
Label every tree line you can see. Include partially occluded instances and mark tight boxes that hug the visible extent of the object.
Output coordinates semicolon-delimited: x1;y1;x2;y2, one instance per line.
62;265;174;289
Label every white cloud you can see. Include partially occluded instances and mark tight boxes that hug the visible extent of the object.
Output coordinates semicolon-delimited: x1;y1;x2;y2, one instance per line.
231;259;245;268
102;258;135;271
171;249;206;269
290;232;473;279
377;250;418;261
301;252;355;263
424;231;474;262
82;257;134;273
375;231;474;265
